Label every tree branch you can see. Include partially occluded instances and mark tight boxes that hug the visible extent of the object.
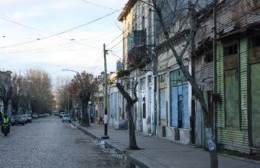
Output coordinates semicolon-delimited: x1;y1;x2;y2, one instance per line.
116;83;135;103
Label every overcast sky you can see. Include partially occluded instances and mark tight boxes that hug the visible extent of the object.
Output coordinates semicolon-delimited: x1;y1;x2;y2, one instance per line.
0;0;127;85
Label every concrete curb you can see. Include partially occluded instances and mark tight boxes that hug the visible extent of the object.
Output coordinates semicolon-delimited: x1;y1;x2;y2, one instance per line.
72;123;165;168
77;125;101;141
128;153;169;168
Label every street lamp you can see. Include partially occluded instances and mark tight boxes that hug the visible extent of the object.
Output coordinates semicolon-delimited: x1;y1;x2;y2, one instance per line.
27;80;32;115
61;69;79;74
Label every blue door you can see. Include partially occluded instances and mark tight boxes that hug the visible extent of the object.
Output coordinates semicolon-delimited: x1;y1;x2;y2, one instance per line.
170;84;189;129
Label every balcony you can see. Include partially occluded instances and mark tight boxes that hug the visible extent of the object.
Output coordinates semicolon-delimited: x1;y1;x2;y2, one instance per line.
127;30;150;70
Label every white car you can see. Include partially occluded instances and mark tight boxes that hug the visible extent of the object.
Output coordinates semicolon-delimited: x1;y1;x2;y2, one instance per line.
62;114;71;122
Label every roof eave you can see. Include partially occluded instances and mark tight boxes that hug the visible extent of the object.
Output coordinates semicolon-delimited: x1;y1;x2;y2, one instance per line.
118;0;137;22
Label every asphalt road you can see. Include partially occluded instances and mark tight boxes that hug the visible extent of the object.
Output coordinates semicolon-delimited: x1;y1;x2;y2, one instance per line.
0;116;126;168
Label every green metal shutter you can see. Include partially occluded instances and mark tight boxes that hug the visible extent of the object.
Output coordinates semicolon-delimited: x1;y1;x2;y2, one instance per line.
216;42;225;128
240;39;248;130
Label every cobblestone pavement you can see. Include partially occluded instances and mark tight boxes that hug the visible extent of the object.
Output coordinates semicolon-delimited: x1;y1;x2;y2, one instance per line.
0;116;126;168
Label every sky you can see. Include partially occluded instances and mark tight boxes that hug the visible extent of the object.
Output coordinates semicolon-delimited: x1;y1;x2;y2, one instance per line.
0;0;127;86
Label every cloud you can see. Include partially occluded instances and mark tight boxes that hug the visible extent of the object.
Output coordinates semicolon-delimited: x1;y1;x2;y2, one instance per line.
53;1;77;10
12;11;42;20
0;0;125;82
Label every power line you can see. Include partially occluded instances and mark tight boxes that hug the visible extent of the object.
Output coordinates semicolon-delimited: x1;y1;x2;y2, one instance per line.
0;16;41;33
80;0;118;11
0;9;122;49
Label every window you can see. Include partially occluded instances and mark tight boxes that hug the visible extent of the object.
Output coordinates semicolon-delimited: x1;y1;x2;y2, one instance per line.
159;74;167;120
204;52;213;63
142;16;145;31
224;44;238;56
249;35;260;49
143;97;146;119
159;88;166;120
224;70;240;127
223;42;240;128
147;8;152;45
170;68;187;87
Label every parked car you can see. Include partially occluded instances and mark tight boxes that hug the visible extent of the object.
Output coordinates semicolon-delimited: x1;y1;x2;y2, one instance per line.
62;114;71;122
11;115;26;126
59;112;65;118
53;112;59;116
32;113;38;119
24;114;32;123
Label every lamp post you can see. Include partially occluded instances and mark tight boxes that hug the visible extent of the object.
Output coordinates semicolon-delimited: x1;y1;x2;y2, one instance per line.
61;69;79;74
27;80;32;116
101;43;109;139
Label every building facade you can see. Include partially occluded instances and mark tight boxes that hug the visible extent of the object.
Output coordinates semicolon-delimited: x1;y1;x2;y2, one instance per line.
115;0;260;154
214;0;260;154
118;0;156;135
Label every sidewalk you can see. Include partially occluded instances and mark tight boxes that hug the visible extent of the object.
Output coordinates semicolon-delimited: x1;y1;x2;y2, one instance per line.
73;122;260;168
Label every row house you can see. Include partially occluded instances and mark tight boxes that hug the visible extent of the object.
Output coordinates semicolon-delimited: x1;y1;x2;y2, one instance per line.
111;0;260;155
195;0;260;154
94;72;105;123
108;71;125;126
118;0;156;135
155;0;195;144
213;0;260;154
117;0;213;144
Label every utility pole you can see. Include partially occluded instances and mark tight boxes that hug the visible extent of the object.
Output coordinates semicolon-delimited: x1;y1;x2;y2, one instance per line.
213;0;217;145
101;43;109;139
189;0;196;144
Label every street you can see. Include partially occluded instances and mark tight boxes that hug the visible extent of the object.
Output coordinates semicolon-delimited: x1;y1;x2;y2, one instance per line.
0;116;126;168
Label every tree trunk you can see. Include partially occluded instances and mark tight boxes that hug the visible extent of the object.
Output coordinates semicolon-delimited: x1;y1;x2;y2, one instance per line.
116;83;139;150
81;103;90;127
126;102;139;149
195;87;218;168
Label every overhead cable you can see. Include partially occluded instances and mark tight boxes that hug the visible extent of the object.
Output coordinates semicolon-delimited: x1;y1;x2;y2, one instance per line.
0;9;122;49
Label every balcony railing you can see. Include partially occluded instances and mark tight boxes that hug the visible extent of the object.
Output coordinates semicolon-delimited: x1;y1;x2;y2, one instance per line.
127;30;150;69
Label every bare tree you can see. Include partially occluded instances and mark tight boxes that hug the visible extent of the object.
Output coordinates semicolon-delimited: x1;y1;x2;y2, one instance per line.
0;78;12;113
116;76;139;149
68;71;97;127
150;0;218;167
24;69;54;114
10;73;21;114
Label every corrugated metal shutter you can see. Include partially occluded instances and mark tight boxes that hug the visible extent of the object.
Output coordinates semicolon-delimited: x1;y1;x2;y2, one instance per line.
240;39;248;130
216;42;225;127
